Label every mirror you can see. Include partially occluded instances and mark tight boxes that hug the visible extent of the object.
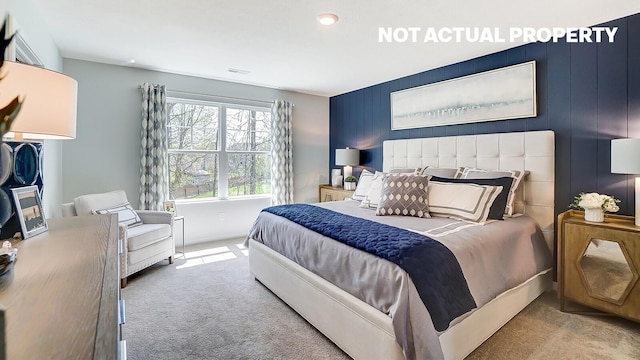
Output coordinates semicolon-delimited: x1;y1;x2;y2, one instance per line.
579;239;634;305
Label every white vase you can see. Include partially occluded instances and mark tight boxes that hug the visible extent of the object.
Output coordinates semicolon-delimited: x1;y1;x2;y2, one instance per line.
344;182;356;190
584;207;604;222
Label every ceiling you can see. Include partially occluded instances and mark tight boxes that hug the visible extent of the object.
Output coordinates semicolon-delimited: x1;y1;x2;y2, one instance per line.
30;0;640;97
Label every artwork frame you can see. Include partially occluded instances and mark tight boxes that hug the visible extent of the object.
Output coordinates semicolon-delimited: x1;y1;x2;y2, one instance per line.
391;61;536;130
163;200;176;214
11;185;47;239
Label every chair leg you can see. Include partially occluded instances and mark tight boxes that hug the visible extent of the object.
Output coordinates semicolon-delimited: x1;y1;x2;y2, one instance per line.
169;255;174;264
121;277;127;288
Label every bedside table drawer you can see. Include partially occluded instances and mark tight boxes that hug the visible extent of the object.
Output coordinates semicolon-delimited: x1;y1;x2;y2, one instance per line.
319;184;354;202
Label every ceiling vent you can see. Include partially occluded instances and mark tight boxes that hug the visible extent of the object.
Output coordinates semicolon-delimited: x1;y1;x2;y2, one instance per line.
228;68;251;75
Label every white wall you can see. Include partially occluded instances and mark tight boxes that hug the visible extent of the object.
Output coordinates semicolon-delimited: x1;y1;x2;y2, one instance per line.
1;0;65;218
62;59;329;245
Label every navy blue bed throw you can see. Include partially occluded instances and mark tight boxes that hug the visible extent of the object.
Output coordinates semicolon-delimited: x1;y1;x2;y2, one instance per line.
263;204;477;332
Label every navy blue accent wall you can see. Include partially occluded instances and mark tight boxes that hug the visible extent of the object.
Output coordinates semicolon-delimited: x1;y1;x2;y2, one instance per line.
330;13;640;217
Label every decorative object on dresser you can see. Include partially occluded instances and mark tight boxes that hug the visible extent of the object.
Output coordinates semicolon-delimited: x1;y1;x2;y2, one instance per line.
331;169;342;187
163;200;176;214
0;18;21;139
557;210;640;323
335;147;359;178
61;190;175;288
318;184;355;202
569;192;620;223
611;138;640;226
10;185;47;239
343;175;357;190
0;215;123;359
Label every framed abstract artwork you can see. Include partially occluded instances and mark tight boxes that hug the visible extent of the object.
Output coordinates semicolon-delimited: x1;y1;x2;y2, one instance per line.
391;61;536;130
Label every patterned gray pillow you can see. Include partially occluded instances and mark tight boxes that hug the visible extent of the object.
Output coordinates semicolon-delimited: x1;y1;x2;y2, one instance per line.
376;174;430;218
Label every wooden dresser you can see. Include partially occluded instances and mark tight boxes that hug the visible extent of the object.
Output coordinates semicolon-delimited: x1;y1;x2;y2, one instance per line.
0;214;123;359
557;210;640;322
319;184;355;202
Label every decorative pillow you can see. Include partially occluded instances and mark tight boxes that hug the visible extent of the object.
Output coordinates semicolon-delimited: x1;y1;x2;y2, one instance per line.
376;174;430;218
93;202;143;228
430;176;513;220
427;182;503;224
359;171;386;209
457;167;527;216
389;167;421;175
352;169;375;201
420;166;461;178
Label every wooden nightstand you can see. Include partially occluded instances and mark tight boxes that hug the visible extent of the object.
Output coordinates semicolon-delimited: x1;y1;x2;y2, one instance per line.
557;210;640;322
319;184;355;202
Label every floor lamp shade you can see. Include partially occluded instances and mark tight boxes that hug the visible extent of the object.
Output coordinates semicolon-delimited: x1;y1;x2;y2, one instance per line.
0;61;78;140
611;138;640;226
336;148;359;178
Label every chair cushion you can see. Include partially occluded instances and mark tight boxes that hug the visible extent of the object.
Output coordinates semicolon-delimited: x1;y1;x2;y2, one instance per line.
74;190;129;216
127;223;172;251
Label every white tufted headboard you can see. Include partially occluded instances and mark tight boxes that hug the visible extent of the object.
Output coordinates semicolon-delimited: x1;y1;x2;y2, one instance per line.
383;130;555;251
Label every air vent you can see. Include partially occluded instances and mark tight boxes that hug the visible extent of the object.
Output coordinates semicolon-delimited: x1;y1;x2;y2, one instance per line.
228;68;251;75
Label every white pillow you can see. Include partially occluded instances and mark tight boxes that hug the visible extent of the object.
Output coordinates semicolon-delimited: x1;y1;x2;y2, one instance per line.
352;169;375;201
93;202;143;228
420;166;461;178
428;182;503;224
359;171;386;209
457;167;528;216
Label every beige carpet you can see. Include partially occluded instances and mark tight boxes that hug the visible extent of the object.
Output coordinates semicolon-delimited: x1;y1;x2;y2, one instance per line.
467;291;640;359
123;239;640;359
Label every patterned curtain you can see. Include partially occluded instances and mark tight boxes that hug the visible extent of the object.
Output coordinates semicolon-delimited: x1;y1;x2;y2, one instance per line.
271;100;294;205
139;83;167;210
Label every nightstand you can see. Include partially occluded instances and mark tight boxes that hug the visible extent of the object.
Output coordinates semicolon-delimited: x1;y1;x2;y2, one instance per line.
557;210;640;323
319;184;355;202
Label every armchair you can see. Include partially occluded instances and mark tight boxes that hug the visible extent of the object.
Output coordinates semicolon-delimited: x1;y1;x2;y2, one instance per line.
62;190;174;287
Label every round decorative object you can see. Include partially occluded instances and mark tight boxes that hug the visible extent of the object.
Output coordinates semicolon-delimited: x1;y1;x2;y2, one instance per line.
344;182;356;190
0;188;12;227
0;143;12;186
584;207;604;222
13;143;40;185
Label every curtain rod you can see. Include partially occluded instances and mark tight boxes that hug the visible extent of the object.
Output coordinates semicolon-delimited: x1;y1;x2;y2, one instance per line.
138;85;278;106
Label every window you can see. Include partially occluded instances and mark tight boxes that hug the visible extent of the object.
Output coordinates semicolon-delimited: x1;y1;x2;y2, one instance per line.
167;98;271;200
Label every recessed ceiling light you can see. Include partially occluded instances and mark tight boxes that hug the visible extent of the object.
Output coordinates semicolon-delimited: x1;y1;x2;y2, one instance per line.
318;13;338;26
129;59;136;64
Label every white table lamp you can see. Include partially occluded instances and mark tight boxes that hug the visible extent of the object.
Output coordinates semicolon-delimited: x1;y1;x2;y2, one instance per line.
0;61;77;140
335;147;359;178
611;138;640;226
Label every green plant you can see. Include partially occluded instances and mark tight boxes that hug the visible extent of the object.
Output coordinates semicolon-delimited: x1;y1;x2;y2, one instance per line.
0;18;22;140
344;175;357;183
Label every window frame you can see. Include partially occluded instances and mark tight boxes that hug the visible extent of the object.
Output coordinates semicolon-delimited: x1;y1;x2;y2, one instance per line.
166;94;272;200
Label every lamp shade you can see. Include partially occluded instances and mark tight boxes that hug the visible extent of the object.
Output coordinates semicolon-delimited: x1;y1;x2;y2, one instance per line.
611;138;640;174
0;61;77;140
335;148;359;166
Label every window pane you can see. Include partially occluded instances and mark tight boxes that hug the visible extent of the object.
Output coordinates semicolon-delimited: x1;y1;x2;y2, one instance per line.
226;108;271;151
228;153;270;197
167;102;219;150
169;153;218;199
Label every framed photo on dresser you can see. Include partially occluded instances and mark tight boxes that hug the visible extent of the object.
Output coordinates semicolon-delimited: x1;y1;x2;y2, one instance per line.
11;185;48;239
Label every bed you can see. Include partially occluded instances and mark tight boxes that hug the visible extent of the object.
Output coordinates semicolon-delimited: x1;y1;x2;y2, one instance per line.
246;130;555;360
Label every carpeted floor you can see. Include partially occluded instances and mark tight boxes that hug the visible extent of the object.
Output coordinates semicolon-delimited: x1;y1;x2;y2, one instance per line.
122;239;640;360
